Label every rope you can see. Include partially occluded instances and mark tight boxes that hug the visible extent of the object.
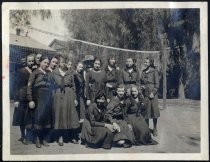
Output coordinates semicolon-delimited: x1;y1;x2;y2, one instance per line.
28;26;160;54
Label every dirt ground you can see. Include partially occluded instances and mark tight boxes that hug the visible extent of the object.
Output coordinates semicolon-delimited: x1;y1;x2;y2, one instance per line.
9;99;200;154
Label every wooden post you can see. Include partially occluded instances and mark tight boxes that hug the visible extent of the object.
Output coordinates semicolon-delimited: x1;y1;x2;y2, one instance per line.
160;33;169;110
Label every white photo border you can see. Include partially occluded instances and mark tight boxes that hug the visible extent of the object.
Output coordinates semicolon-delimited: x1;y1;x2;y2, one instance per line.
2;1;209;160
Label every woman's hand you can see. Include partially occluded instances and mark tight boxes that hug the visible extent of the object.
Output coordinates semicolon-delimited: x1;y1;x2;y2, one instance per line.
113;122;121;133
86;100;91;106
75;100;78;106
128;124;133;131
29;101;35;109
105;124;115;132
14;102;19;108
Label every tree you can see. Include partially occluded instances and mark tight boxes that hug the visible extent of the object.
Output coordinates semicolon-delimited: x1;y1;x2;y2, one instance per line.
60;9;200;99
9;10;52;33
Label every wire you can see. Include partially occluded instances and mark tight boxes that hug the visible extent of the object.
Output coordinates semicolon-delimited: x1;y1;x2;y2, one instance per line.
28;26;160;54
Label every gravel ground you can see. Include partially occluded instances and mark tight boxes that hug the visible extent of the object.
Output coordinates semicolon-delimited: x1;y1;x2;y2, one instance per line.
9;99;200;155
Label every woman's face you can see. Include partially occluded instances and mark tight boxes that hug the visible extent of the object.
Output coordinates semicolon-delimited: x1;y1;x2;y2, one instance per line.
117;87;125;98
66;61;72;69
126;58;134;68
76;63;84;73
50;58;58;70
93;60;101;70
96;96;106;106
35;54;42;64
40;58;49;70
59;58;66;70
131;87;139;97
26;56;35;68
109;57;116;66
144;59;150;68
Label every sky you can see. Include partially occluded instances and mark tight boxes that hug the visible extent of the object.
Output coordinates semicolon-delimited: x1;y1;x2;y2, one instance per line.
10;10;68;46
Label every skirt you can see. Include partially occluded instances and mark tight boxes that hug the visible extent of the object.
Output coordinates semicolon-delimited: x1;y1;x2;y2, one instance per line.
112;119;135;143
81;119;114;148
12;101;28;126
25;87;53;129
127;114;153;145
53;87;80;129
144;96;160;119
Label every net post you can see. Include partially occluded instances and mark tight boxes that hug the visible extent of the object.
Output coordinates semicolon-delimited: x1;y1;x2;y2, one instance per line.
160;33;169;110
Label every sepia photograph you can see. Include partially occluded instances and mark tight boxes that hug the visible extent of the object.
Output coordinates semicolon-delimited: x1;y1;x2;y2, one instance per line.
2;1;208;161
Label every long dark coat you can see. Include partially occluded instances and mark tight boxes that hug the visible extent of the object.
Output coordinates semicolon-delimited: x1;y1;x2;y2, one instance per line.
120;67;141;90
50;68;80;130
26;68;53;129
85;70;106;102
12;67;32;126
81;103;114;149
105;97;135;143
126;95;156;145
141;67;160;119
104;66;121;100
74;71;86;120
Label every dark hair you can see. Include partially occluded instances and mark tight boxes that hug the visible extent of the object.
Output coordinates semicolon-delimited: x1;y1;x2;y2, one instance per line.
93;57;102;66
126;57;137;71
145;57;155;68
26;54;35;61
39;56;49;63
59;54;71;63
94;90;106;103
50;55;60;62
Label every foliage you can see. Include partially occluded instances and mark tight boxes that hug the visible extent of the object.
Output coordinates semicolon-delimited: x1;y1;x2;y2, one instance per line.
9;10;52;32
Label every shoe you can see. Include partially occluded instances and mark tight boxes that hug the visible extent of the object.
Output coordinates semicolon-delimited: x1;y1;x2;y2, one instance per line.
148;139;158;145
43;140;49;146
72;139;79;144
123;143;132;148
22;138;29;145
58;137;63;146
36;139;41;148
153;129;158;137
18;137;24;142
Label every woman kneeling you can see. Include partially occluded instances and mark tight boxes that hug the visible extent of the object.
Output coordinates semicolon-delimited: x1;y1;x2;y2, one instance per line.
81;91;115;149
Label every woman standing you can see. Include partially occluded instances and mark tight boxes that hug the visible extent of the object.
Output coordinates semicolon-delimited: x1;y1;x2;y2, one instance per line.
50;55;80;146
141;57;160;137
85;57;106;105
126;85;158;145
74;62;86;123
12;54;35;145
120;57;141;96
81;91;115;149
104;55;120;103
26;56;53;148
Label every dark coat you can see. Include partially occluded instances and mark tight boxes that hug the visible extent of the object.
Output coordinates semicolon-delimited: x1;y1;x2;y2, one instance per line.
120;67;141;90
26;68;53;129
50;68;80;129
105;97;134;143
74;70;86;119
81;103;114;149
104;66;121;99
85;70;106;102
12;67;32;126
141;67;160;119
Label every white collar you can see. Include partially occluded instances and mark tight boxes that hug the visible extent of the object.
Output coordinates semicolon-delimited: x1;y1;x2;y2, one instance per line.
38;67;46;74
59;68;66;76
108;65;113;71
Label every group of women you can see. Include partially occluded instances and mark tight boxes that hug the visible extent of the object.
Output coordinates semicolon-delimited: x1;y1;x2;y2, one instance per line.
12;52;160;149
